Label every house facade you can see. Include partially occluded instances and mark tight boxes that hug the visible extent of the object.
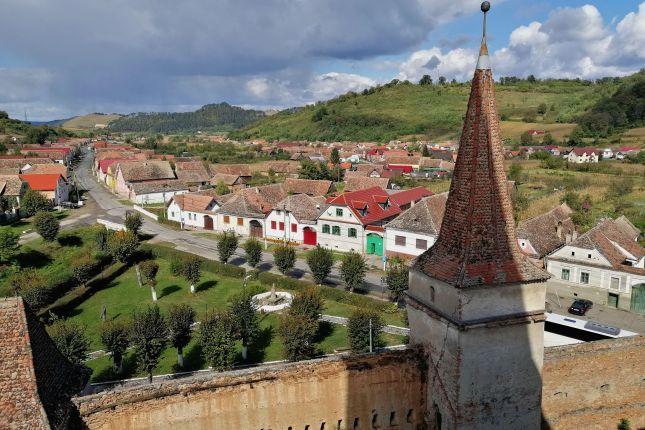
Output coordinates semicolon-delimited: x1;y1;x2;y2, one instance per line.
544;218;644;313
265;194;326;245
19;174;69;205
128;180;189;204
167;193;220;229
566;147;599;163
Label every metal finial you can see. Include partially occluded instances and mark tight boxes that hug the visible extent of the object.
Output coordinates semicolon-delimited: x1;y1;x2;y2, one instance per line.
481;1;490;13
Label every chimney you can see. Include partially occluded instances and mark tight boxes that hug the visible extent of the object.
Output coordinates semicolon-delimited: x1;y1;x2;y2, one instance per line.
572;230;578;241
556;221;563;239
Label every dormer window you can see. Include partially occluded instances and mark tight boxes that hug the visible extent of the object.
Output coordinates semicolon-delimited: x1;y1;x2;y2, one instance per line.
336;208;343;217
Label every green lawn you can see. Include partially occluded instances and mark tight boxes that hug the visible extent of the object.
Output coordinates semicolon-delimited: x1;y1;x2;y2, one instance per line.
0;210;69;237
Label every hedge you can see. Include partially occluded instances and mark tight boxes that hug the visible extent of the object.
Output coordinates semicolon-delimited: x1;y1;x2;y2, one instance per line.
141;244;246;279
254;271;398;315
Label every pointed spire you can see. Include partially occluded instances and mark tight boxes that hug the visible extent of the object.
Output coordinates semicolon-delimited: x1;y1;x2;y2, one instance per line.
476;1;491;70
413;2;549;288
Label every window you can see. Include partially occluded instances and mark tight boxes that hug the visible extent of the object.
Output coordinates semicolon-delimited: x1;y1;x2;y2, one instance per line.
223;215;230;224
587;253;592;259
271;220;277;229
336;208;343;217
395;235;406;246
332;226;341;235
237;217;243;226
416;239;427;250
171;211;175;217
348;228;357;238
580;271;589;284
291;223;297;233
571;251;575;257
561;268;570;281
322;224;330;234
610;277;620;290
279;222;285;231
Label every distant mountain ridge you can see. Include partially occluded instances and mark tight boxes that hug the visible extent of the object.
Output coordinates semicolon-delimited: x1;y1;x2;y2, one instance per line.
108;102;265;133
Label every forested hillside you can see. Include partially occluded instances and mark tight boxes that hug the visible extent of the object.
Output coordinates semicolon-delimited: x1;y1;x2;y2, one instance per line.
108;103;265;133
0;111;71;144
230;75;630;142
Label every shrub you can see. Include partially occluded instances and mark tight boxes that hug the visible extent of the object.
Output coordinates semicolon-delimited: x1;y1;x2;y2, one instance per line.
306;245;334;284
8;269;50;309
278;313;318;361
169;256;184;276
0;227;19;263
340;252;367;292
93;225;110;252
33;211;60;241
143;244;245;278
243;238;262;268
347;308;384;354
125;212;143;235
385;257;409;302
22;189;52;216
71;253;98;287
273;244;296;274
217;230;238;263
49;319;91;365
130;305;168;383
289;287;325;321
107;230;139;263
200;310;236;371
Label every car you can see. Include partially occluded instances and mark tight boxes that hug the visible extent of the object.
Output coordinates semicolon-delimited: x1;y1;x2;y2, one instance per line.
568;299;593;316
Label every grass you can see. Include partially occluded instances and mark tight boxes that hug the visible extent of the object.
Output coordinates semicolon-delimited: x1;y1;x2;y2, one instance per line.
62;113;122;131
0;210;69;237
500;121;576;141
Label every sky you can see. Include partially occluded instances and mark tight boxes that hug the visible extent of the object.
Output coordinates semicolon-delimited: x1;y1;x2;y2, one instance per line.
0;0;643;121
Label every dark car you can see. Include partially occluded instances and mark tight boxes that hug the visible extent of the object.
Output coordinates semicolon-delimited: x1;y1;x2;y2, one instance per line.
568;299;593;316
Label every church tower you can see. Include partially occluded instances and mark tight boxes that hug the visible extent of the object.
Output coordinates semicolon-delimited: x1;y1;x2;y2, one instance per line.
406;3;551;429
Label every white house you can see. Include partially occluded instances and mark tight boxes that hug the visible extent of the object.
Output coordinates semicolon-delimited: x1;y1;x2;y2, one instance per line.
385;193;447;259
128;179;189;204
516;203;577;260
566;147;599;163
544;217;644;313
167;193;220;230
265;194;327;245
601;148;614;159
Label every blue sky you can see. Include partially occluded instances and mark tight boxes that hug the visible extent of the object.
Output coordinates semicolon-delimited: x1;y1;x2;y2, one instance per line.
0;0;643;120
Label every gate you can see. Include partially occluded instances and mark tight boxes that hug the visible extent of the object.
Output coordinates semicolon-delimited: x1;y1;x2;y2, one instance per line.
303;227;317;245
630;284;645;315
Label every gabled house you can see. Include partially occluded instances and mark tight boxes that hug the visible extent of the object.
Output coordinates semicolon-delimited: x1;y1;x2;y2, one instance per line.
516;203;577;260
114;160;175;196
283;178;333;196
127;179;189;204
601;148;614;159
345;176;390;192
210;173;245;191
566;147;599;163
96;158;135;184
19;147;71;164
317;186;431;255
22;163;68;179
214;184;287;237
615;146;639;160
167;193;220;230
354;164;385;177
0;175;28;211
385;193;447;258
19;174;69;205
544;217;644;312
210;164;252;183
174;161;211;188
265;194;327;245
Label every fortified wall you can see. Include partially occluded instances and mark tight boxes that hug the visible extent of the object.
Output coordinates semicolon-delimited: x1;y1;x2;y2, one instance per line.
76;349;427;430
75;336;644;430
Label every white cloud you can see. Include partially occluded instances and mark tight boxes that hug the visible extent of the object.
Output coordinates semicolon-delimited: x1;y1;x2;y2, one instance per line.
397;47;477;83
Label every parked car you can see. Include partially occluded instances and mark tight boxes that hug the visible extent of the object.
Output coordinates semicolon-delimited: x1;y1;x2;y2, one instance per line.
568;299;593;316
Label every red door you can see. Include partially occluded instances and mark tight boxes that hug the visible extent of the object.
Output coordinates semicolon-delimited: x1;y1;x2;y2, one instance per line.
303;227;317;245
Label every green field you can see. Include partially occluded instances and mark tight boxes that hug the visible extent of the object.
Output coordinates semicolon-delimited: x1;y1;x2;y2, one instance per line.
231;78;623;142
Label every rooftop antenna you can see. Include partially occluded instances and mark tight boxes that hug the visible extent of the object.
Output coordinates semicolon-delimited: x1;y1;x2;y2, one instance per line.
476;1;491;70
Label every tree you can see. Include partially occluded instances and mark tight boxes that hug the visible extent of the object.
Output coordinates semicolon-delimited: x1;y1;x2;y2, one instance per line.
130;305;168;383
617;419;631;430
330;147;340;165
107;230;139;263
217;230;238;263
71;253;97;288
100;320;130;373
421;144;430;157
542;132;555;145
49;319;91;365
243;238;262;268
0;227;19;263
8;269;49;309
124;212;143;235
568;126;585;146
229;292;259;360
200;310;236;371
168;304;196;367
20;188;53;216
347;308;384;354
306;245;334;284
93;224;110;252
278;313;318;361
507;163;524;184
340;252;367;292
520;131;533;145
140;260;160;301
438;76;447;85
214;180;230;195
33;211;59;242
273;244;296;275
25;126;49;145
182;256;202;293
385;257;409;302
537;102;548;115
289;287;324;321
419;75;433;85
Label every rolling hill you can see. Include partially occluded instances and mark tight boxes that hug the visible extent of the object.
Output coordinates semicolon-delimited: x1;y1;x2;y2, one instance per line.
62;113;123;130
231;76;632;142
108;103;265;133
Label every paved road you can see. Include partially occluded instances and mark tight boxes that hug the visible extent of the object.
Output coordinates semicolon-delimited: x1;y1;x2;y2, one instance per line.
75;150;389;297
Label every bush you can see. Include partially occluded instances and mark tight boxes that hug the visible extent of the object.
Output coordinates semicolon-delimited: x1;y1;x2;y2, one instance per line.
93;225;110;252
278;313;318;361
0;227;19;263
8;269;50;309
100;320;130;372
71;253;98;287
217;230;239;263
289;287;325;321
139;260;159;285
107;230;139;263
169;256;184;276
143;244;246;278
243;238;262;268
306;245;334;284
200;310;236;371
340;252;367;292
22;189;52;216
49;319;91;365
347;308;384;354
33;211;60;241
125;212;143;235
273;244;296;274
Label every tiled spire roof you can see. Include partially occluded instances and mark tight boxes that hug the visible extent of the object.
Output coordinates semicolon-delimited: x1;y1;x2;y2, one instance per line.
413;5;549;287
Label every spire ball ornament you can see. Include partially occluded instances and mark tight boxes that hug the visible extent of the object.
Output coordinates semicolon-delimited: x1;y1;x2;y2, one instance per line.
481;1;490;12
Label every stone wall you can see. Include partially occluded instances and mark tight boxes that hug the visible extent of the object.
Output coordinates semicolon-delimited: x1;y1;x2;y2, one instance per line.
542;335;645;430
76;349;426;430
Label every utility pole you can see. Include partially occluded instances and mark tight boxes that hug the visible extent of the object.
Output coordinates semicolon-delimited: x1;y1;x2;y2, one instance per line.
369;318;373;353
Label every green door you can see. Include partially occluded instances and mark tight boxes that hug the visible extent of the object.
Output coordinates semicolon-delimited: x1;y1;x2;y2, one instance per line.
366;234;383;256
608;293;619;308
630;284;645;315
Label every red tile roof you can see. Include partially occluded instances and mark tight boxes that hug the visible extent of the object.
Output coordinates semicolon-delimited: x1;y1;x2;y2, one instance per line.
413;49;549;287
571;147;598;156
98;158;135;174
19;174;65;191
